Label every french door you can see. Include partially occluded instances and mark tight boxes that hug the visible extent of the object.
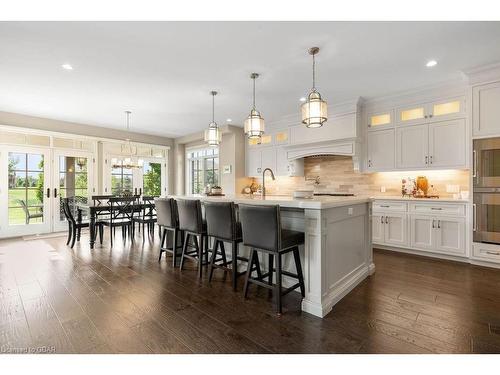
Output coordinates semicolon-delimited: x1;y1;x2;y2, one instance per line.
52;149;94;232
0;146;95;237
0;146;52;237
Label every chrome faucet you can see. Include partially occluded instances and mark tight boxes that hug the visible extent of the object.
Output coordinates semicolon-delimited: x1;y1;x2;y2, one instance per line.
262;168;276;197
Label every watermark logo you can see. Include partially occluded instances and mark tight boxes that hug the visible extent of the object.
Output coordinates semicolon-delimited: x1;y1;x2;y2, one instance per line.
0;344;56;354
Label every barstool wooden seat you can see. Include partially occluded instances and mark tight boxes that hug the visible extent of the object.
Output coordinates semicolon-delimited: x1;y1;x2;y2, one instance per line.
155;197;183;267
177;199;209;278
239;204;305;315
204;201;257;291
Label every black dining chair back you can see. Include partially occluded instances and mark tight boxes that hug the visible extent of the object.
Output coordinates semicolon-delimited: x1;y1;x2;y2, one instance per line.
62;197;92;248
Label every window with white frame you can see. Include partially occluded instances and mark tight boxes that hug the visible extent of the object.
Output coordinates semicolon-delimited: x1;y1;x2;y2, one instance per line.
186;147;219;194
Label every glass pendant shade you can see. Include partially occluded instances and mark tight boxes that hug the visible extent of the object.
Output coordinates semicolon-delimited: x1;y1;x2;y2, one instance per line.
301;91;328;128
244;109;265;139
204;121;222;147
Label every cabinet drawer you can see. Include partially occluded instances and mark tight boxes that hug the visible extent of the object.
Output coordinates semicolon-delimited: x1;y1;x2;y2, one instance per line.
373;201;408;212
472;242;500;263
409;203;465;216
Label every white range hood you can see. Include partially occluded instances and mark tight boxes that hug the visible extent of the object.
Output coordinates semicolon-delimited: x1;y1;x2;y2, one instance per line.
283;98;362;170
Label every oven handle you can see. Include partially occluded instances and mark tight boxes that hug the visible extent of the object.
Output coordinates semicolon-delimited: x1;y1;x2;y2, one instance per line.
473;203;477;232
473;149;478;179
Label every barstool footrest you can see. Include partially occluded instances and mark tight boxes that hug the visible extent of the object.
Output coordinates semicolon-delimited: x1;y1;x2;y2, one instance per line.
282;283;301;296
281;270;300;279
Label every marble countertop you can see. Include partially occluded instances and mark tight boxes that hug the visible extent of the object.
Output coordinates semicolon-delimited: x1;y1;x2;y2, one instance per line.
170;194;373;210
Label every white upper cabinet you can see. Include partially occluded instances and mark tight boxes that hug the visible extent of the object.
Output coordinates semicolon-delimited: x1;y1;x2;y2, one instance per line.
473;81;500;137
366;129;395;171
260;147;276;171
367;110;393;130
246;148;262;177
396;123;429;169
428;119;466;168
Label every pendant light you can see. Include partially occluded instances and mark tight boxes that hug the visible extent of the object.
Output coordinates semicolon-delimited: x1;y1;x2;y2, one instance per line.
301;47;327;128
112;111;143;169
204;91;222;147
244;73;265;139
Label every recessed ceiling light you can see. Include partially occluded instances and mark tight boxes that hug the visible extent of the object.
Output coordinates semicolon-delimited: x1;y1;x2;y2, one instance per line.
226;118;232;122
61;64;73;70
426;60;437;68
299;97;306;102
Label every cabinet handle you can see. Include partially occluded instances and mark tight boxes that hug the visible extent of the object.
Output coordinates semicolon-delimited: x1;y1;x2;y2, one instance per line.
430;155;433;164
425;156;428;164
424;115;428;119
431;207;443;210
438;220;441;229
473;203;477;232
385;216;389;224
380;205;390;208
429;114;433;118
368;159;372;168
381;216;384;224
486;251;500;256
432;220;435;229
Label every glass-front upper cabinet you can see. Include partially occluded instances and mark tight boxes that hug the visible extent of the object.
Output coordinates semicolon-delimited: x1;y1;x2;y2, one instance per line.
429;97;464;121
367;110;393;129
396;97;465;125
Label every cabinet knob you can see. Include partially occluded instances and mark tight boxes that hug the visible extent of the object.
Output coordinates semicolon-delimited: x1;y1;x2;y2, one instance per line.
429;114;433;118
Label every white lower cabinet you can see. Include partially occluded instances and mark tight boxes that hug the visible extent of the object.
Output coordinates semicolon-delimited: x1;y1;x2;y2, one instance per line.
372;210;408;247
410;215;435;250
374;200;467;259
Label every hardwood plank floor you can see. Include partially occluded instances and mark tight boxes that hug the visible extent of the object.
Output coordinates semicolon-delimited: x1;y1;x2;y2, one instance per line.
1;229;500;354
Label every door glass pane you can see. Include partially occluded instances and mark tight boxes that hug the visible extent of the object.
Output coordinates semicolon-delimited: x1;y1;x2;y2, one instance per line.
433;101;460;116
143;161;162;196
8;152;44;225
401;107;425;122
111;163;133;195
58;156;88;221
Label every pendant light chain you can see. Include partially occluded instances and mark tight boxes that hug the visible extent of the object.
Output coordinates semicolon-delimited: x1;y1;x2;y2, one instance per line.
212;92;215;123
252;75;256;109
312;52;316;91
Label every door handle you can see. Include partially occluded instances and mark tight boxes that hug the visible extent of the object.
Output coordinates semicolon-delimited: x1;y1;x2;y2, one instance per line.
54;188;58;198
473;203;477;232
46;188;50;198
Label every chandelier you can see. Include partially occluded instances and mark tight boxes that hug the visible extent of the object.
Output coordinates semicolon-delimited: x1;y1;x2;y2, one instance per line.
301;47;328;128
204;91;222;147
111;111;144;169
244;73;265;139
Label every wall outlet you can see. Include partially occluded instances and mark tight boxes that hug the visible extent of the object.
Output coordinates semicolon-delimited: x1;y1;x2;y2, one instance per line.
380;186;386;193
348;207;353;215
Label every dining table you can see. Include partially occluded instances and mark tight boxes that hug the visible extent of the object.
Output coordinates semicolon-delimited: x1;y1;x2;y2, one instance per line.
77;200;155;249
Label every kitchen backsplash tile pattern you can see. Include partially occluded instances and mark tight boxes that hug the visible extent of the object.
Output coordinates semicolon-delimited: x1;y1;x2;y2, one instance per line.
251;156;469;197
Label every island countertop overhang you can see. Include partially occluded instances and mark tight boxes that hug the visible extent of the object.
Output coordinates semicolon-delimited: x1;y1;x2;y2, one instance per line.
168;194;373;210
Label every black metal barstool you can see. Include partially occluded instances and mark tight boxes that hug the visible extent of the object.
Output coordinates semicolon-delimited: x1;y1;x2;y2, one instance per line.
204;201;254;291
239;204;305;315
177;199;209;278
155;197;183;266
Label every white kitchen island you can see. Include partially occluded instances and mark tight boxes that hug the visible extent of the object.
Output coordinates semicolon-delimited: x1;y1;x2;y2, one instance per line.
171;194;374;318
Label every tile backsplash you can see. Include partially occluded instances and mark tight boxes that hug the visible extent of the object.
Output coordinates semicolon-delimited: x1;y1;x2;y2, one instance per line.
249;156;470;197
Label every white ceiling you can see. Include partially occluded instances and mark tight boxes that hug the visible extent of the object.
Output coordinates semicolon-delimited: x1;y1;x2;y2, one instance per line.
1;21;500;138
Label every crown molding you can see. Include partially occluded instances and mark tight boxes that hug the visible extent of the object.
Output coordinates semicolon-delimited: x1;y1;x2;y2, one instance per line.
462;61;500;86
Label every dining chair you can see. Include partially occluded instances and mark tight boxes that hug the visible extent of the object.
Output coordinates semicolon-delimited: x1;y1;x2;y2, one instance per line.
98;196;135;246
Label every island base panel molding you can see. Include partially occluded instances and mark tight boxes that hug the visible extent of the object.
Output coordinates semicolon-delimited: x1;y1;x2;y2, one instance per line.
301;204;374;318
